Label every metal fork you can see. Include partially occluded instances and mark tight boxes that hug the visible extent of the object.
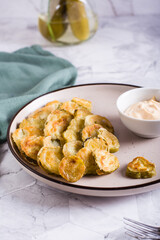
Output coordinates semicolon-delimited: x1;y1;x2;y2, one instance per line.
123;217;160;239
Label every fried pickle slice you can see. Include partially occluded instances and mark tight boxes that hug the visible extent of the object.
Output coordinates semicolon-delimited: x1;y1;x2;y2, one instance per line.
63;116;86;142
72;97;92;112
60;101;83;115
66;0;89;41
43;136;61;148
59;156;85;182
63;140;83;157
74;108;92;119
20;136;44;160
81;124;102;141
19;118;44;134
85;115;114;133
76;147;97;175
29;101;61;119
94;149;119;175
37;147;63;175
98;128;120;153
126;157;156;179
44;109;72;139
20;101;61;131
67;118;84;132
12;126;42;151
63;129;80;142
84;137;108;152
45;100;62;110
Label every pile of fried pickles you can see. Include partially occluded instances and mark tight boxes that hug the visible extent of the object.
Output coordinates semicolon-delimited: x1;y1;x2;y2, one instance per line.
39;0;90;42
12;97;121;182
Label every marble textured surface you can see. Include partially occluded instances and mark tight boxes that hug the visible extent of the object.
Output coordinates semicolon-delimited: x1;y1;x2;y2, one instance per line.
1;0;160;239
1;0;160;18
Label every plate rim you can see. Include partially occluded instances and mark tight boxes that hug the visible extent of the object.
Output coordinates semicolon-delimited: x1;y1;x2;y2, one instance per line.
7;83;160;192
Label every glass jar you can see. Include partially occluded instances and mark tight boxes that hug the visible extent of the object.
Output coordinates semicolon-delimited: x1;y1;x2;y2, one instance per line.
38;0;98;45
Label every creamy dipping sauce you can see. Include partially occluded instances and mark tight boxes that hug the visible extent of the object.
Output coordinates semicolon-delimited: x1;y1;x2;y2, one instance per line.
125;98;160;120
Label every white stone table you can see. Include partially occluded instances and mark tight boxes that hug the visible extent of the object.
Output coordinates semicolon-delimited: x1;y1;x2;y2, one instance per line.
1;4;160;239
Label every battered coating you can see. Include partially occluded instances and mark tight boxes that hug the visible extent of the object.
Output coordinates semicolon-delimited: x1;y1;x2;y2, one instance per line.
98;128;120;153
67;118;84;132
43;136;61;148
63;129;80;142
84;137;108;152
126;157;156;179
21;136;44;160
63;140;83;157
63;117;85;142
74;108;92;119
72;97;92;112
59;156;86;182
44;109;72;139
94;149;119;175
37;147;63;174
81;124;102;141
76;147;97;175
12;126;41;151
85;115;114;133
60;101;83;115
20;100;61;132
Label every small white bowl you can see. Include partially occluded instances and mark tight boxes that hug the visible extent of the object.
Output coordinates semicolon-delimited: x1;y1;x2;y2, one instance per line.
116;88;160;138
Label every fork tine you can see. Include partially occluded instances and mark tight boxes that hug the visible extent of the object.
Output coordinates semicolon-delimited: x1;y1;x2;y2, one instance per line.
124;221;160;236
124;218;160;232
126;231;143;239
125;229;160;240
124;218;160;240
125;226;145;238
124;226;160;239
125;231;146;240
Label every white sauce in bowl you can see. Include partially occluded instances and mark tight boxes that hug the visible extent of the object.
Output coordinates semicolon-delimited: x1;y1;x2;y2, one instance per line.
125;98;160;120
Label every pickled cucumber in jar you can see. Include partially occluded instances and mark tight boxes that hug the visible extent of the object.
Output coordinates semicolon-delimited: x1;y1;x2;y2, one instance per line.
66;0;90;41
38;0;98;45
38;0;67;41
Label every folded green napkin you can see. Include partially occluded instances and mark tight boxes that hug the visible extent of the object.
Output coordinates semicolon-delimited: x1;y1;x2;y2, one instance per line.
0;45;77;143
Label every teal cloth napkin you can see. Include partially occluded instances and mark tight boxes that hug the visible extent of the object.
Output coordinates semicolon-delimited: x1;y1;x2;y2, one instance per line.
0;45;77;142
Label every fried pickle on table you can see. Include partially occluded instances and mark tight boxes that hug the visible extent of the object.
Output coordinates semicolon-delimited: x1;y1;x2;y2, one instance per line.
126;157;156;179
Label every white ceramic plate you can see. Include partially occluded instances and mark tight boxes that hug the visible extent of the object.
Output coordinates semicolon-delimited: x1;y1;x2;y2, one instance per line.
7;84;160;197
